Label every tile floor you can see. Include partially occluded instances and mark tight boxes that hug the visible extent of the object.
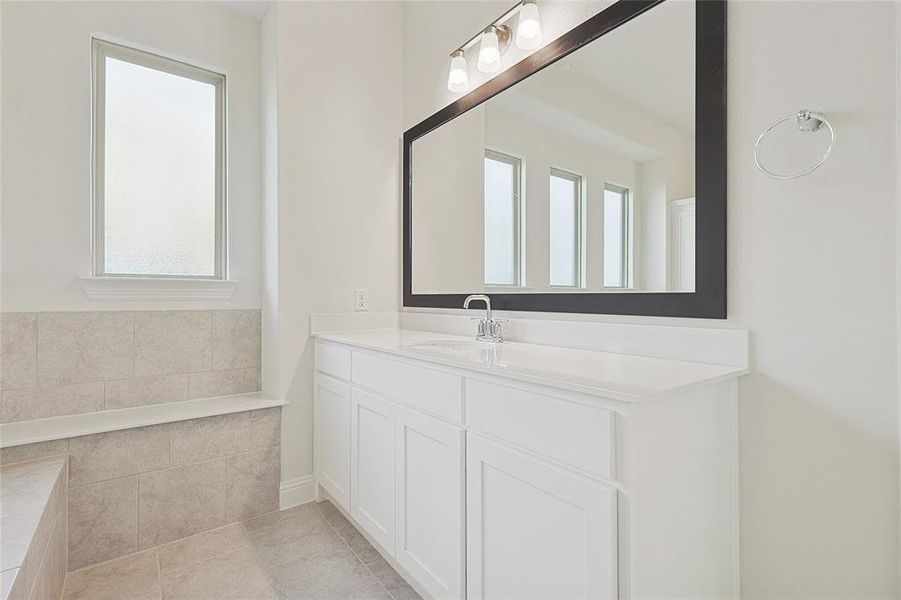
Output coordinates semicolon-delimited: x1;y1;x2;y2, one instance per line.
62;500;422;600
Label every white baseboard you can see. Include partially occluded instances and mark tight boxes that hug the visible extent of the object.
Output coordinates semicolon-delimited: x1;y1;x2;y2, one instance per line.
279;475;316;510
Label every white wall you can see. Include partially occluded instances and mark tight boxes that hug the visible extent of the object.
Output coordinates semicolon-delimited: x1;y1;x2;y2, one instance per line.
729;2;897;596
262;1;403;489
0;1;262;311
412;106;485;294
404;0;900;596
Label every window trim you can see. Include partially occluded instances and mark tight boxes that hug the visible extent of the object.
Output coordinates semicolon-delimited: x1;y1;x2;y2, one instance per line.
483;149;523;287
548;167;583;288
91;38;227;280
602;182;631;289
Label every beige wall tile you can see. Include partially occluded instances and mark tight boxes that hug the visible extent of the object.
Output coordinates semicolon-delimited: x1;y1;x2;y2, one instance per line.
225;446;280;522
36;312;134;386
68;476;138;571
157;524;249;574
211;310;261;371
250;407;281;449
138;459;227;548
1;382;104;423
169;413;250;466
104;375;189;410
2;459;66;600
0;439;68;466
134;311;211;377
1;313;36;390
68;425;169;487
29;505;68;600
188;367;260;400
159;545;276;600
63;549;160;600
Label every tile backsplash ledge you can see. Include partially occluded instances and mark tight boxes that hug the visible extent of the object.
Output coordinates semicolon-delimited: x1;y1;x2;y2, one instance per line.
0;310;262;423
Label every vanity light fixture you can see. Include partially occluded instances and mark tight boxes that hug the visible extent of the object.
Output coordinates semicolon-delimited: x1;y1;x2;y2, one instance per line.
445;0;542;92
515;0;542;50
447;49;469;92
476;26;506;73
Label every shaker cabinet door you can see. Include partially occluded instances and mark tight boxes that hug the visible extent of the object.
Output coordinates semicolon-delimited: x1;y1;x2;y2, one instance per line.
395;407;465;599
466;434;618;600
350;388;397;554
314;373;351;510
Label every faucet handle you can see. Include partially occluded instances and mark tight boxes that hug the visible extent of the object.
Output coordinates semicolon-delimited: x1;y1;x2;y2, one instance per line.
486;318;508;342
470;317;487;338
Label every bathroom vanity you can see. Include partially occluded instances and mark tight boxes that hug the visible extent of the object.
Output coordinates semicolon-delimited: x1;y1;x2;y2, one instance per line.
312;328;745;599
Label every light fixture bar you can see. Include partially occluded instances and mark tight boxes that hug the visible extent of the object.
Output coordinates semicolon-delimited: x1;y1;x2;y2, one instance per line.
448;1;525;57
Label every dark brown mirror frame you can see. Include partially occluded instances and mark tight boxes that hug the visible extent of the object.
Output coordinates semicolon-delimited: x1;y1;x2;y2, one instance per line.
403;0;726;318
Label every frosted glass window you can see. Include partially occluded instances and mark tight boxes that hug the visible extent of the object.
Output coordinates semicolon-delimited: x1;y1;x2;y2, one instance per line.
549;169;581;287
603;184;629;288
94;40;224;278
484;151;521;286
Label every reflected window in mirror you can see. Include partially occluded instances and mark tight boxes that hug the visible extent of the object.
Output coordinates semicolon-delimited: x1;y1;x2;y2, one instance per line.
549;169;583;288
603;183;631;288
484;150;522;287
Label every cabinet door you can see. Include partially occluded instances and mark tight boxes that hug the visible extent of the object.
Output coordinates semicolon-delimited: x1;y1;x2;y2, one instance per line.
314;373;351;511
395;407;465;599
467;435;617;600
350;388;396;554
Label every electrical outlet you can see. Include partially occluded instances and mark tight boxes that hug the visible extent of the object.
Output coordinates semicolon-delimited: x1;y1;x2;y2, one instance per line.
354;288;369;312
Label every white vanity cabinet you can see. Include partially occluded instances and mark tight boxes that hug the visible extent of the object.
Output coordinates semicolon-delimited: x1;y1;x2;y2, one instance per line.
466;434;616;599
312;332;742;600
313;373;351;510
395;406;465;598
350;387;397;553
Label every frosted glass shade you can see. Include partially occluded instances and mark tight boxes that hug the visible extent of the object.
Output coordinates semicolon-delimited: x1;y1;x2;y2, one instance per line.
447;51;469;93
516;1;542;50
477;29;502;73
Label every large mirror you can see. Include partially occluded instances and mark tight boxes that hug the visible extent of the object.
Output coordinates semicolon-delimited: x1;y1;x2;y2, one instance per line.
403;0;726;318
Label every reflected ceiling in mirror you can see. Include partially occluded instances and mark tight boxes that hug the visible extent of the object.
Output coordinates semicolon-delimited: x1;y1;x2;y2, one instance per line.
411;0;695;296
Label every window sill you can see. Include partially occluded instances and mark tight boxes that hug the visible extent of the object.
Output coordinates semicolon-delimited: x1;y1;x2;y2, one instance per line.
80;276;238;302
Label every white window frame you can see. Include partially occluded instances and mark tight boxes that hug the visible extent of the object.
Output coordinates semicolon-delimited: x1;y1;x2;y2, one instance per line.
484;149;523;287
549;167;583;288
91;38;227;280
602;182;632;289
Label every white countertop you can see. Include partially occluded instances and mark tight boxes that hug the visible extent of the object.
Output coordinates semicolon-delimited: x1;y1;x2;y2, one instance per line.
314;328;747;403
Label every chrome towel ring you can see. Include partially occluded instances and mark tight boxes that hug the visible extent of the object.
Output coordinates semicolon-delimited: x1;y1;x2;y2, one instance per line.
754;109;835;180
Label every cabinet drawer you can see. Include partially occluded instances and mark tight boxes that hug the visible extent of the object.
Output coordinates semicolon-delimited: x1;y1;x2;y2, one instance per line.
316;342;351;380
352;352;463;423
465;379;615;480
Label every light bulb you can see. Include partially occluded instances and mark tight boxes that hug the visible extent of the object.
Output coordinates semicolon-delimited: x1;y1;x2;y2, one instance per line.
447;50;469;93
477;27;502;74
516;0;542;50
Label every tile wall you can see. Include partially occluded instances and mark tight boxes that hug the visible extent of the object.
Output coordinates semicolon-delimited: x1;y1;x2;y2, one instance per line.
0;309;279;572
0;407;281;571
0;310;262;422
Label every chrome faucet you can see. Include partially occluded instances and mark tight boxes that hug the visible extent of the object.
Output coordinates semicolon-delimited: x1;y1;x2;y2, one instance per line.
463;294;505;343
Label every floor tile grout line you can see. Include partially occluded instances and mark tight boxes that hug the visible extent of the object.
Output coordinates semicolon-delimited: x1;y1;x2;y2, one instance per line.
155;550;162;600
313;500;407;600
67;516;258;576
238;519;281;600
